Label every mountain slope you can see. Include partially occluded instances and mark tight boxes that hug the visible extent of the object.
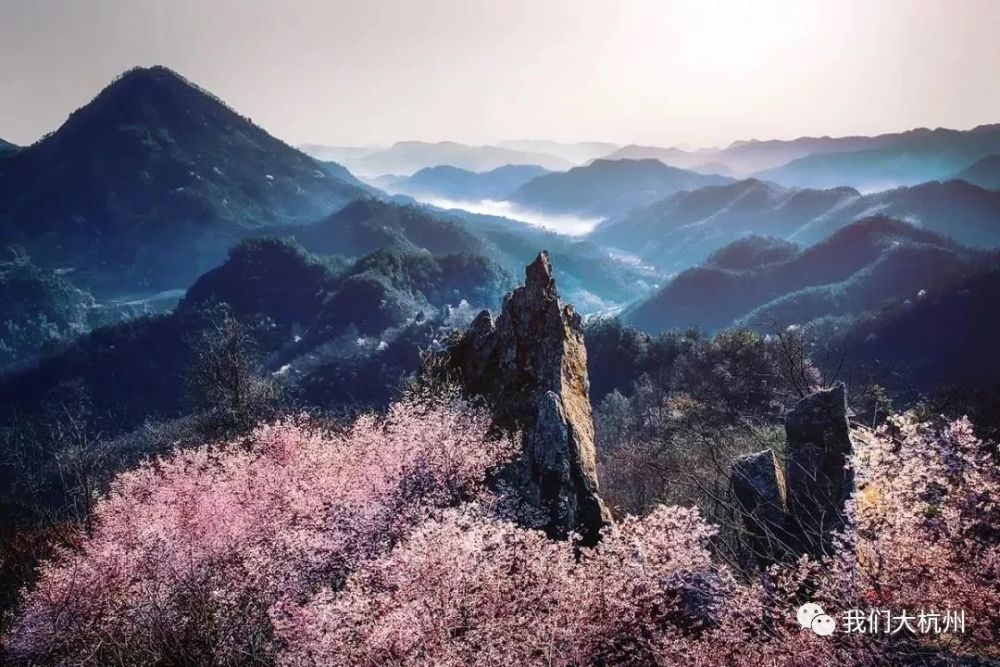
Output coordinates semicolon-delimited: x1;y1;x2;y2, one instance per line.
272;198;656;311
737;243;978;331
0;257;96;372
0;238;513;434
841;270;1000;392
604;125;1000;183
600;145;737;174
790;179;1000;247
0;137;18;156
952;155;1000;190
433;206;660;310
590;179;860;269
623;217;989;334
703;235;799;271
319;160;377;191
591;178;1000;270
377;164;550;201
714;134;880;173
281;198;488;259
509;158;733;217
0;66;366;291
755;124;1000;190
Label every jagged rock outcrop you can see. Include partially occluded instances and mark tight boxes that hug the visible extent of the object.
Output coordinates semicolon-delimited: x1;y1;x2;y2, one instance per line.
731;450;789;565
784;382;853;556
732;382;854;563
448;251;612;544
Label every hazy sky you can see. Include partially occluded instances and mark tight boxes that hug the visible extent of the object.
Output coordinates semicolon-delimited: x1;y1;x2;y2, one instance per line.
2;0;998;149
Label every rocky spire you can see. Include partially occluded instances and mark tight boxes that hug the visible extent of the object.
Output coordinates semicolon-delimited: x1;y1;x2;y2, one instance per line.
731;449;790;565
731;382;854;563
449;251;612;544
784;382;854;556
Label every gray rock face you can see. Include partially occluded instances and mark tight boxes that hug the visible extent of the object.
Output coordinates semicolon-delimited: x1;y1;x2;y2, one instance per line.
784;382;853;556
449;251;612;544
731;449;789;564
731;382;854;563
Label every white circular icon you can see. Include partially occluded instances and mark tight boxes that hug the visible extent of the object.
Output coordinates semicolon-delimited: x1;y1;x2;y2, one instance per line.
797;602;825;629
811;613;836;636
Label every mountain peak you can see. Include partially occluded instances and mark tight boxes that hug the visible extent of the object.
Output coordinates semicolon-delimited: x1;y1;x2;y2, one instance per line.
88;65;209;105
512;157;734;217
728;177;780;193
0;66;366;290
116;64;188;84
824;214;952;249
334;196;397;219
704;235;799;271
970;123;1000;134
25;64;253;158
953;154;1000;190
589;157;674;170
525;250;555;293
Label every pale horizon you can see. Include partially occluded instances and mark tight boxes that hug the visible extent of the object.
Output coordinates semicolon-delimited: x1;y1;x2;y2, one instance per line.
2;0;999;150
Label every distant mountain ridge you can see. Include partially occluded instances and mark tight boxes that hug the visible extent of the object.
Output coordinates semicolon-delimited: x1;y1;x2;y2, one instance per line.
300;141;613;176
953;155;1000;190
345;140;573;176
789;179;1000;246
605;134;888;175
623;216;991;334
754;124;1000;190
496;140;619;164
591;178;1000;270
375;164;551;201
600;145;737;173
9;62;997;400
602;124;1000;185
298;144;379;163
270;197;657;311
0;66;367;291
298;122;1000;193
509;158;733;217
590;179;860;268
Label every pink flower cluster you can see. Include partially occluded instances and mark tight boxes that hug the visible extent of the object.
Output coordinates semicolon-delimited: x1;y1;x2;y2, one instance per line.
843;417;1000;648
6;406;999;666
273;505;721;667
6;398;513;664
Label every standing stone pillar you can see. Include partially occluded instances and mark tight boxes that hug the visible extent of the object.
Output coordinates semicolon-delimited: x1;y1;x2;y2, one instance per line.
731;383;855;564
784;382;854;557
448;251;612;544
732;449;790;565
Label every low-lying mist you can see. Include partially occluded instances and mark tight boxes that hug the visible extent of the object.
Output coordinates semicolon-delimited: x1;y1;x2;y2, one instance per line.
419;196;604;235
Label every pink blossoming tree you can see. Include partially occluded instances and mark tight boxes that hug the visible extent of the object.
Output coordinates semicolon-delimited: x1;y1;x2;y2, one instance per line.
6;403;999;666
6;398;513;664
